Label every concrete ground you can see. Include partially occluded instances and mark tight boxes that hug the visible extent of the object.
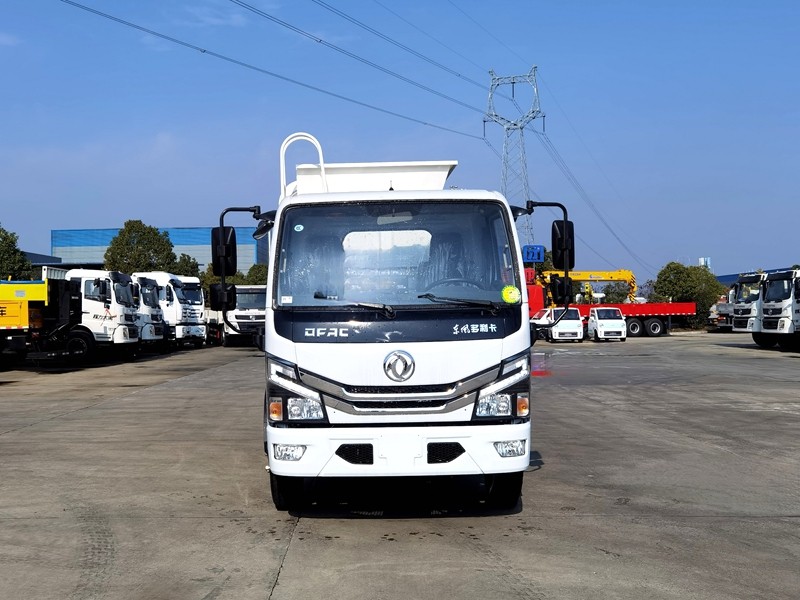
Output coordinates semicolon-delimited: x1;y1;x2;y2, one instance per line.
0;333;798;599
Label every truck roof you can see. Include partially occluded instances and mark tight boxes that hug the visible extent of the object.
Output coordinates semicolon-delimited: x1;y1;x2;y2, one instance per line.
288;160;458;196
278;187;507;208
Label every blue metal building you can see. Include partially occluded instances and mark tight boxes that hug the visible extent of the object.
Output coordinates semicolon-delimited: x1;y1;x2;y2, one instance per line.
51;227;260;274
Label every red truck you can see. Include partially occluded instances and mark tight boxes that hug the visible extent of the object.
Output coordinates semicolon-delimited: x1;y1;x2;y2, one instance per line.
526;268;696;337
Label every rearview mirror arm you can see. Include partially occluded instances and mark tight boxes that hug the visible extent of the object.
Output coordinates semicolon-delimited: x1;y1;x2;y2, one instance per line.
525;200;572;311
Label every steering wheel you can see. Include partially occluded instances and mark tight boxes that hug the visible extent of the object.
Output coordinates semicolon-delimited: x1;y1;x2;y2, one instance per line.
422;278;484;292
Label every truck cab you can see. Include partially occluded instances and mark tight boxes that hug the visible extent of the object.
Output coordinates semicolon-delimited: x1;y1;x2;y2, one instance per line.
587;307;627;342
132;272;207;348
730;273;773;347
131;275;165;348
65;269;139;351
210;132;576;510
761;270;800;350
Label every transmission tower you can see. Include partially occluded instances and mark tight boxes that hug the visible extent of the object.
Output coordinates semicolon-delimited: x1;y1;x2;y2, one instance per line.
485;67;543;243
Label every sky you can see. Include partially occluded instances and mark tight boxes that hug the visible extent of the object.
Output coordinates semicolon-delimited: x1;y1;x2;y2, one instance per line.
1;0;798;283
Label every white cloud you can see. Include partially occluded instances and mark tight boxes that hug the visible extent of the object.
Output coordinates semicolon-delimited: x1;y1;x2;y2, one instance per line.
0;32;21;47
182;5;248;28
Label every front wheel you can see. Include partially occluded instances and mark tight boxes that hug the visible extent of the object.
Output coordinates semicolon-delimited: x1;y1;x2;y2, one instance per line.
752;332;778;349
66;330;94;362
485;472;523;510
269;472;305;511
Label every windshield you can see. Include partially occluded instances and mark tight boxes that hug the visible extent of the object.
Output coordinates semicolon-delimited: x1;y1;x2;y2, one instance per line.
596;308;623;320
763;279;792;303
553;308;581;320
175;283;204;305
237;290;266;310
114;282;134;307
140;282;160;309
275;201;520;308
735;281;761;303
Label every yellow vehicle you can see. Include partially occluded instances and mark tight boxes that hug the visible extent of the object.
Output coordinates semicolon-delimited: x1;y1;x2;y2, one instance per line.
536;270;637;305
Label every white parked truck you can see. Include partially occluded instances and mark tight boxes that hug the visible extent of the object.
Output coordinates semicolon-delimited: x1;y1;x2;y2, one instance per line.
760;269;800;350
587;306;627;342
130;274;166;349
209;132;575;510
730;273;773;347
206;284;266;347
132;272;207;348
56;267;139;357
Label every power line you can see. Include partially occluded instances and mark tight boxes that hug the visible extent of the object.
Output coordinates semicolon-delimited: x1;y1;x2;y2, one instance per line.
57;0;485;141
227;0;485;116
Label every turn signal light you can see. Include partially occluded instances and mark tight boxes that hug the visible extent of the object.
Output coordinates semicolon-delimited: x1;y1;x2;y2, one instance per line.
269;399;283;421
517;395;529;417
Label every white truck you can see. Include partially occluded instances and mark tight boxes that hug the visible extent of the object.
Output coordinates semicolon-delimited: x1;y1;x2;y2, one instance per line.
52;267;139;358
132;272;207;348
206;284;266;347
586;306;627;342
730;273;774;347
130;274;166;349
760;269;800;350
209;132;575;510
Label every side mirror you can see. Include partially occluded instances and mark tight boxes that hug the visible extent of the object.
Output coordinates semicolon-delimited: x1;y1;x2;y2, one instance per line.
549;276;573;305
165;287;174;303
551;220;575;270
253;210;276;241
212;226;238;276
210;283;237;311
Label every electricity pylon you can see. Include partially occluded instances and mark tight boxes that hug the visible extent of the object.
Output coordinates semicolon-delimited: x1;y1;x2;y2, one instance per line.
485;67;543;243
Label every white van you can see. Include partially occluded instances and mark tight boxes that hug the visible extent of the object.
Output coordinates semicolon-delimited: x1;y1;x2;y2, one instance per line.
534;307;584;342
587;307;627;342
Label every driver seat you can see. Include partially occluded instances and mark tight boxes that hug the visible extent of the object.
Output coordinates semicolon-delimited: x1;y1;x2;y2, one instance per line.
417;233;465;290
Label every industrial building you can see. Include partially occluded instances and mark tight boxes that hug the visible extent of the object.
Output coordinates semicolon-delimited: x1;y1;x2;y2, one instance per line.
49;227;263;274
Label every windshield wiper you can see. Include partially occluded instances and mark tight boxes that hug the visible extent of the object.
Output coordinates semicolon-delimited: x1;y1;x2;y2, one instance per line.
417;293;501;313
313;291;395;319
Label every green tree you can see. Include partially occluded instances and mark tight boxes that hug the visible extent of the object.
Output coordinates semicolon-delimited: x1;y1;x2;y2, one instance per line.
0;223;32;280
104;220;177;274
173;253;200;277
245;263;268;284
653;261;727;328
601;281;631;304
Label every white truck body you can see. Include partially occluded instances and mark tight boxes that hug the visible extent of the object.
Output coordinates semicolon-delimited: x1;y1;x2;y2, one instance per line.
207;285;266;347
761;270;800;349
132;272;206;346
587;307;627;341
259;133;534;509
130;275;165;345
62;268;139;346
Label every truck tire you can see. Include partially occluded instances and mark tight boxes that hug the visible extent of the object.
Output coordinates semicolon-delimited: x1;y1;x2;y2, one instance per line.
627;318;643;337
485;472;523;510
644;318;664;337
66;330;94;362
593;330;601;342
269;472;305;511
777;336;800;351
751;333;777;349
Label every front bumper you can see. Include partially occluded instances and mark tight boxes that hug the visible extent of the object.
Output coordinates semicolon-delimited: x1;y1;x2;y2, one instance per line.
266;421;531;478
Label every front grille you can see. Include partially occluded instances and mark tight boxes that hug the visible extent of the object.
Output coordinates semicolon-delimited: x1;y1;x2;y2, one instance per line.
153;325;164;336
765;308;781;316
427;442;465;464
734;308;751;316
763;318;779;330
605;331;622;336
336;444;373;465
345;384;453;394
349;399;450;410
733;318;749;328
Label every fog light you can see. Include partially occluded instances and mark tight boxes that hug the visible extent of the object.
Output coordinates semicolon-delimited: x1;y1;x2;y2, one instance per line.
493;440;526;457
273;444;307;461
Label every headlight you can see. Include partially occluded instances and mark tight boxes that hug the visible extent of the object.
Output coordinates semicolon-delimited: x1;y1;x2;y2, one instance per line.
268;359;325;422
475;355;530;419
